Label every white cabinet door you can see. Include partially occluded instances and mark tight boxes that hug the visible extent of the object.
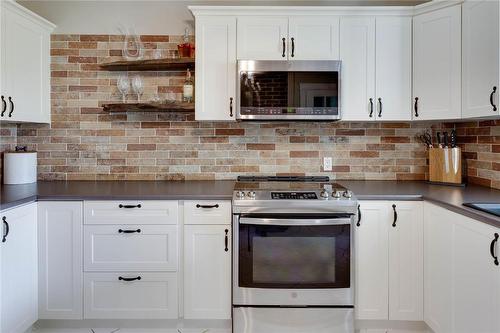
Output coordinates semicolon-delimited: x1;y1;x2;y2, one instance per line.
195;16;237;121
0;1;52;123
355;201;389;320
1;203;37;333
413;4;461;120
462;0;500;118
38;201;83;319
84;225;178;272
424;202;454;333
84;272;178;319
184;225;231;319
451;214;500;333
339;17;376;121
288;16;339;60
375;17;412;121
237;16;288;60
388;201;423;321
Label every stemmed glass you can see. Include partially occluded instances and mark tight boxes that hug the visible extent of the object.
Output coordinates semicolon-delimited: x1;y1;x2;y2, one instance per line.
131;76;144;102
117;74;130;103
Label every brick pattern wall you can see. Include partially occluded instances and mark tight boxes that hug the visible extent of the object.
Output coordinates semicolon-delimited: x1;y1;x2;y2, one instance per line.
443;120;500;189
3;34;497;188
0;125;17;182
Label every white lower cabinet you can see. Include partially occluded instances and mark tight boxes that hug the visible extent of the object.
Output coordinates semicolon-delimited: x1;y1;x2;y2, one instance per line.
38;201;83;319
424;202;500;333
84;225;178;272
84;272;178;319
1;203;38;333
184;225;231;319
355;201;423;321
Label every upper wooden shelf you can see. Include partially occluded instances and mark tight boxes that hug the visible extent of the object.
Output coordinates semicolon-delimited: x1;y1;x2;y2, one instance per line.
99;58;195;71
101;101;194;113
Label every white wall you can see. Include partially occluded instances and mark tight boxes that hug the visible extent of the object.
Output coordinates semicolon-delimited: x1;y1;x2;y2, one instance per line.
18;0;426;35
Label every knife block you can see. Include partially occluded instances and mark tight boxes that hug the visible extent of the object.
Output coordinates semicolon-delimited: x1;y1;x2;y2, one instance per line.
429;147;462;184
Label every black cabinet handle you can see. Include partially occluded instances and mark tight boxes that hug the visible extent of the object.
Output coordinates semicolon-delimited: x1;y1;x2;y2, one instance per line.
414;97;419;117
356;204;361;227
8;97;14;117
118;204;142;209
282;37;286;58
490;233;499;266
369;98;374;117
118;276;142;282
1;96;6;117
378;98;383;117
291;37;295;58
224;229;229;252
118;229;141;234
490;86;497;112
196;204;219;209
2;216;9;243
392;204;398;227
229;97;233;117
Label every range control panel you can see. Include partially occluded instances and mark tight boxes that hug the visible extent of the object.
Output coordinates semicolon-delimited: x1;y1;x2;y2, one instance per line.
271;192;318;200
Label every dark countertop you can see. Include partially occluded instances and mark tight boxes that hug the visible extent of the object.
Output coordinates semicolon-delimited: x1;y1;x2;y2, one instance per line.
1;180;499;228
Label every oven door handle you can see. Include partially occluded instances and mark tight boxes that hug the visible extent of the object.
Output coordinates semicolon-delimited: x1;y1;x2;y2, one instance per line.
239;217;352;226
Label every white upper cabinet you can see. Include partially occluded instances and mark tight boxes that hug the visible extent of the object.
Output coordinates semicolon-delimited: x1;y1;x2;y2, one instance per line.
38;202;83;320
237;16;289;60
339;17;376;121
462;0;499;118
0;1;54;124
375;17;412;121
288;16;340;60
413;4;462;120
195;16;237;121
1;203;38;333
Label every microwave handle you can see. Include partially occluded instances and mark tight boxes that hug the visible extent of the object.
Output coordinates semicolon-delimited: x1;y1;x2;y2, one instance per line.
239;217;352;226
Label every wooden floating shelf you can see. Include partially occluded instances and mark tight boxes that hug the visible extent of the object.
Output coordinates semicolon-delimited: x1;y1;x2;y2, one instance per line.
99;58;195;71
102;102;194;113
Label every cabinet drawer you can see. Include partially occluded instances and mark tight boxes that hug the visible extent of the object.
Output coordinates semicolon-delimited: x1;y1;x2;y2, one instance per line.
84;201;178;225
84;225;178;272
184;200;231;225
84;272;178;319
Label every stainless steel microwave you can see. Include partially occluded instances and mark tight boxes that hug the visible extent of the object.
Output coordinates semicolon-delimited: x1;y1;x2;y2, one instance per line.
237;60;341;121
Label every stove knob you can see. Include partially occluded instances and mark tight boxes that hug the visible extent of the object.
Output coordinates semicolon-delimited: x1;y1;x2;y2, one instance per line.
236;191;245;198
333;190;342;199
247;191;256;198
320;190;329;199
343;190;353;199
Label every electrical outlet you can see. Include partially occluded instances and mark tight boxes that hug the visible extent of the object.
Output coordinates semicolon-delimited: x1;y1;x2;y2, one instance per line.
323;157;333;171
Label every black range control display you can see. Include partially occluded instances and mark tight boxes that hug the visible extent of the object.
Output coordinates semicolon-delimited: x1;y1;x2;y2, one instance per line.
271;192;318;200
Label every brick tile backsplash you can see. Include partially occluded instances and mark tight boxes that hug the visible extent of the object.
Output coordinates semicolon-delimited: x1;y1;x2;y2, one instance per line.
0;34;498;189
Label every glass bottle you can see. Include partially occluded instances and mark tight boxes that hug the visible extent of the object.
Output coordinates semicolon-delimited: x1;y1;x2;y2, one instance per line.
183;69;194;103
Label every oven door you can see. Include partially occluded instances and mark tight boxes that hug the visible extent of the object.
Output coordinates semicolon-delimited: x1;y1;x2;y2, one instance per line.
233;214;353;306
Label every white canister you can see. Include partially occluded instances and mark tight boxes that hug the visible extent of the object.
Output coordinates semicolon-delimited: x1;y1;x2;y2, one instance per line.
3;149;37;184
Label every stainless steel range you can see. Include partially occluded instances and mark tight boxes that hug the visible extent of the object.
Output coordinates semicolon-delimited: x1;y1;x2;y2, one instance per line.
232;176;357;333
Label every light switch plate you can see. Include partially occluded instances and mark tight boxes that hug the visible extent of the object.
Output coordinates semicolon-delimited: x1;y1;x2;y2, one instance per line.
323;157;332;171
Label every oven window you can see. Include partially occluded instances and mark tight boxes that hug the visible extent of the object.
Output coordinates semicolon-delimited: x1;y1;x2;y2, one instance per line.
239;224;350;289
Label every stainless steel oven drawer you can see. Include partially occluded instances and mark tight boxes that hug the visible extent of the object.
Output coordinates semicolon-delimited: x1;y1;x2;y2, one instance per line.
233;307;354;333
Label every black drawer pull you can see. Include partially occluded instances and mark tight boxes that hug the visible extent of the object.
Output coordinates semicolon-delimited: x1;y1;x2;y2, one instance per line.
291;37;295;57
118;276;142;282
369;98;374;117
8;97;14;117
282;37;286;58
196;204;219;209
229;97;233;117
490;86;497;112
225;229;229;252
1;96;6;117
392;204;398;227
414;97;419;117
490;233;499;266
2;216;9;243
118;229;141;234
378;98;383;117
118;204;142;209
356;204;361;227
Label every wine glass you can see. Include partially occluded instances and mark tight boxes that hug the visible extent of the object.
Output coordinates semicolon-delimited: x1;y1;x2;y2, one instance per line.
131;75;144;102
117;75;130;103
